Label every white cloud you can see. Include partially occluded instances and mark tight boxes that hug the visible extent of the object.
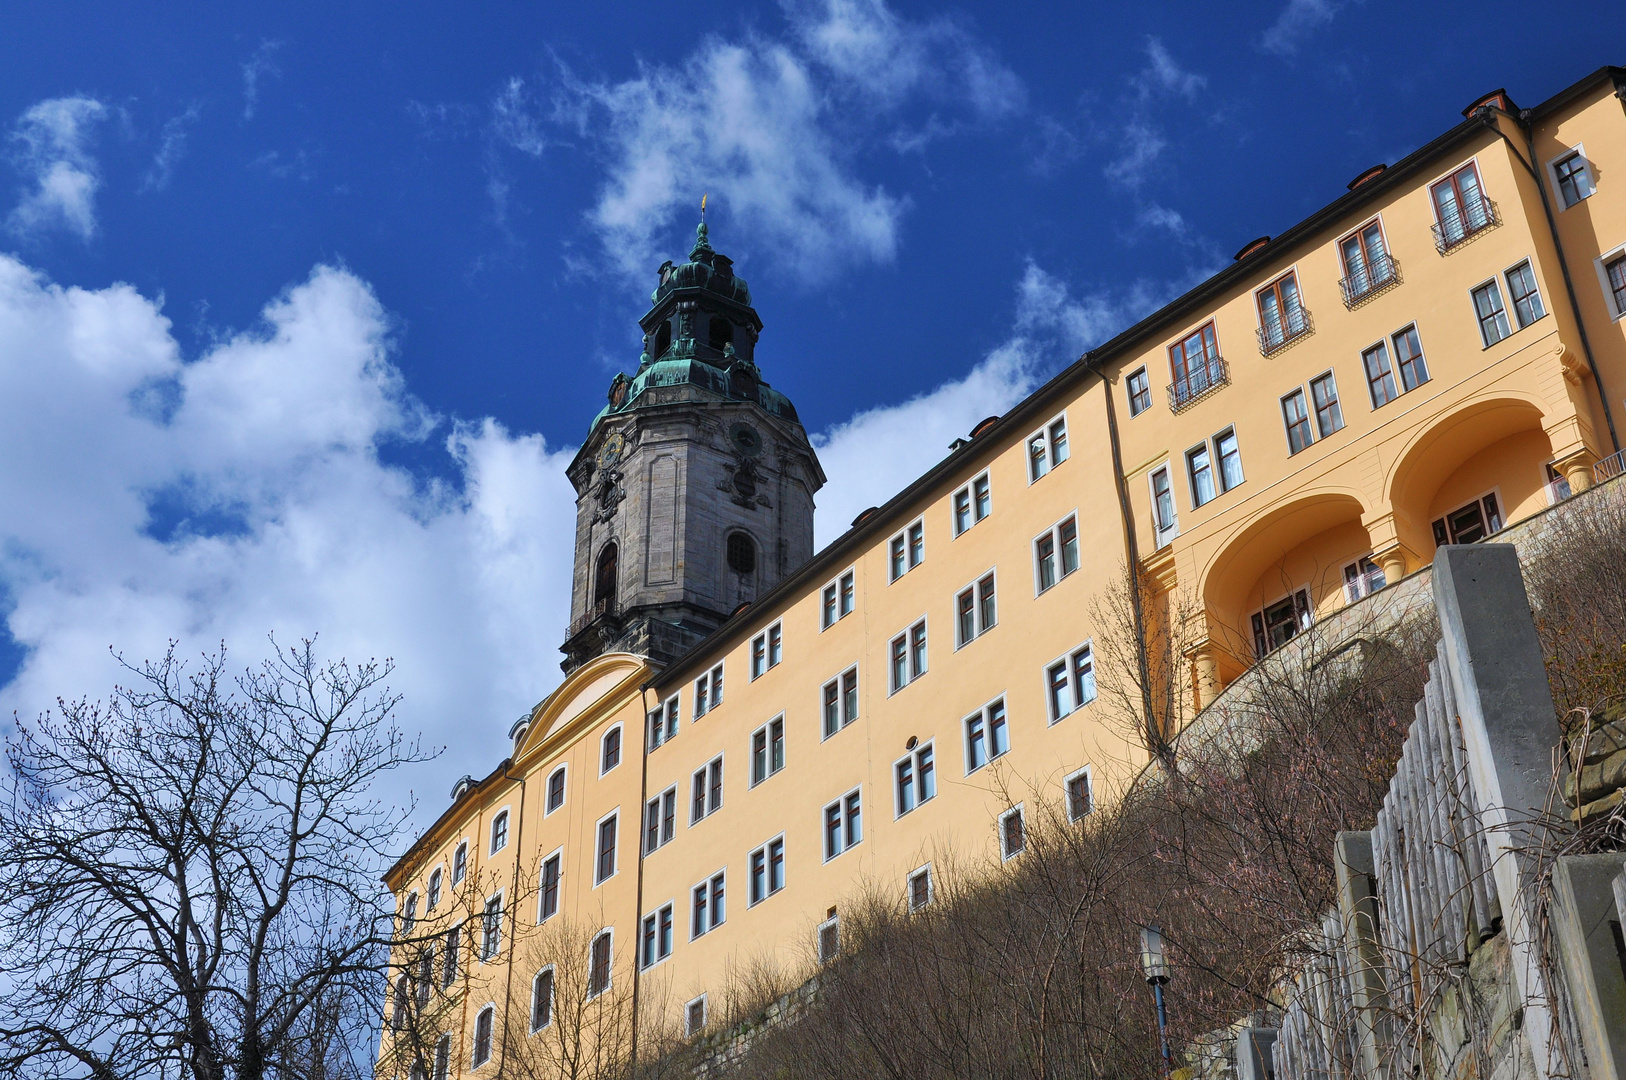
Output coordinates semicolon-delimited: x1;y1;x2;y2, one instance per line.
0;256;580;816
1261;0;1341;57
1137;37;1207;102
1136;203;1188;236
1105;39;1206;190
5;96;108;242
532;0;1021;281
242;40;283;121
810;262;1162;547
142;104;201;192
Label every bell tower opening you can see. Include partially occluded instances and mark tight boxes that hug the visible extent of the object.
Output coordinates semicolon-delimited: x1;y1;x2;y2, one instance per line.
709;318;734;352
595;543;619;611
654;322;672;360
726;532;756;575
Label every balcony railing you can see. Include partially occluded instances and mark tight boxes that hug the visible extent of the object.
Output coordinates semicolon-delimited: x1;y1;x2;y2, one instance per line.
1338;253;1401;308
1256;306;1314;355
1167;355;1229;413
566;596;619;641
1595;448;1626;485
1431;196;1499;254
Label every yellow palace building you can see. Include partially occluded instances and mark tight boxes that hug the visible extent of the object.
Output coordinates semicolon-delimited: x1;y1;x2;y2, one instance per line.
381;65;1626;1077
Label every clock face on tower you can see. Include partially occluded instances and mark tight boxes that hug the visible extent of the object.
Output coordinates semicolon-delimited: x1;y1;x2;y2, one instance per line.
729;422;762;457
596;431;626;469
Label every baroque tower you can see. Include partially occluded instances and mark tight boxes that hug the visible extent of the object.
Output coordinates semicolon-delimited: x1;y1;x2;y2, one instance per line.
561;223;825;673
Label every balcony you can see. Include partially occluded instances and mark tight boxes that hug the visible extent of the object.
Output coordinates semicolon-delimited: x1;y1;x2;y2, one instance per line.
1167;355;1229;413
1595;448;1626;485
1256;306;1314;356
1431;196;1499;254
1338;253;1401;308
566;596;619;641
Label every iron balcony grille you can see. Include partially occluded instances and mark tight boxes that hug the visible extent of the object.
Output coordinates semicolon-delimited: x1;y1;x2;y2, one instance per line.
1596;448;1626;485
1256;306;1314;356
1431;196;1499;254
1167;355;1229;413
1338;253;1401;308
566;597;619;641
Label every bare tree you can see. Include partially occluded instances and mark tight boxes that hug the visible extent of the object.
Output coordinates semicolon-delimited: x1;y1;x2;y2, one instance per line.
1091;560;1199;763
0;640;433;1080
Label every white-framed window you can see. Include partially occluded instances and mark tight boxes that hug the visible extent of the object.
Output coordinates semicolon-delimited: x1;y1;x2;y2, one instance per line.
1126;367;1152;417
951;472;992;536
1034;514;1079;593
691;755;723;823
894;741;936;817
1432;489;1504;548
750;716;786;786
1503;259;1546;329
1027;413;1070;482
594;811;619;885
817;912;840;963
472;1003;496;1067
600;724;623;775
954;571;997;648
489;809;510;855
415;945;434;1008
823;788;863;860
1471;278;1513;346
1251;587;1313;658
821;569;856;629
401;891;419;936
1281;387;1313;454
1547;144;1596;209
1045;643;1096;723
1187;429;1243;508
1595;245;1626;320
888;618;928;693
999;804;1026;860
693;663;724;718
538;848;562;922
907;864;933;912
645;786;678;854
451;840;468;885
888;518;926;582
1309;372;1343;438
748;835;786;904
587;929;613;999
545;766;567;814
433;1032;451;1080
426;868;442;910
1065;766;1094;822
686;994;709;1037
480;891;504;961
1149;464;1177;546
821;666;860;739
442;925;461;988
690;870;726;938
647;693;679;751
964;697;1010;773
750;622;783;680
1343;555;1386;602
640;902;675;969
1429;158;1493;249
1338;216;1395;302
530;966;555;1032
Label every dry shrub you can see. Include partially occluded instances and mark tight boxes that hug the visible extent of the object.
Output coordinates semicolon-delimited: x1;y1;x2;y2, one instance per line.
1525;480;1626;716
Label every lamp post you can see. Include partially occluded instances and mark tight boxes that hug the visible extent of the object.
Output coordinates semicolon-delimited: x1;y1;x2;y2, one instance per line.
1140;924;1173;1077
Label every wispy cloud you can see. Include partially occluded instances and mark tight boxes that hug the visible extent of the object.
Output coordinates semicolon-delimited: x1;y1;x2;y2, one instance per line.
1136;37;1208;102
493;0;1022;282
1261;0;1343;57
5;96;108;242
242;40;283;121
141;104;201;192
1105;38;1206;189
810;261;1192;545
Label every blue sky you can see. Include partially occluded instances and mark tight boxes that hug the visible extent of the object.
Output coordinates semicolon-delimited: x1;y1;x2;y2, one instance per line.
0;0;1621;805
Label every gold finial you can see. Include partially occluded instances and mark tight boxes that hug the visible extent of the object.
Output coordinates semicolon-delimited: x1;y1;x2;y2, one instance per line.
701;193;708;221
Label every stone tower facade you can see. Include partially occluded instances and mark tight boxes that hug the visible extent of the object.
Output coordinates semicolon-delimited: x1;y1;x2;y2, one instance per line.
560;223;825;674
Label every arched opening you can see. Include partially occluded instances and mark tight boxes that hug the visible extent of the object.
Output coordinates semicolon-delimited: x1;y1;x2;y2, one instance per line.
594;543;619;611
726;532;756;575
1200;491;1374;672
653;322;673;360
709;317;734;352
1387;397;1554;560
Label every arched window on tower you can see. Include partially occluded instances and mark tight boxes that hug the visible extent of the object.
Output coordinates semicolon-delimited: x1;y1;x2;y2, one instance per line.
653;322;672;360
726;532;756;576
709;317;734;353
595;543;619;614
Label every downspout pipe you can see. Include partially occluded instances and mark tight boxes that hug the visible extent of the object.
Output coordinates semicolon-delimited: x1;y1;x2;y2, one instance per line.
627;684;655;1071
495;759;527;1078
1481;107;1620;454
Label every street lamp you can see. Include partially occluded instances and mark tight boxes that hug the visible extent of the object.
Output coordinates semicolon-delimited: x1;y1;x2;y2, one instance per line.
1140;924;1173;1077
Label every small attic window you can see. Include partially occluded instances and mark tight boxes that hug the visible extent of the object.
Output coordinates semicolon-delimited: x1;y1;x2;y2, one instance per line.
654;322;672;359
727;532;756;575
709;318;734;352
